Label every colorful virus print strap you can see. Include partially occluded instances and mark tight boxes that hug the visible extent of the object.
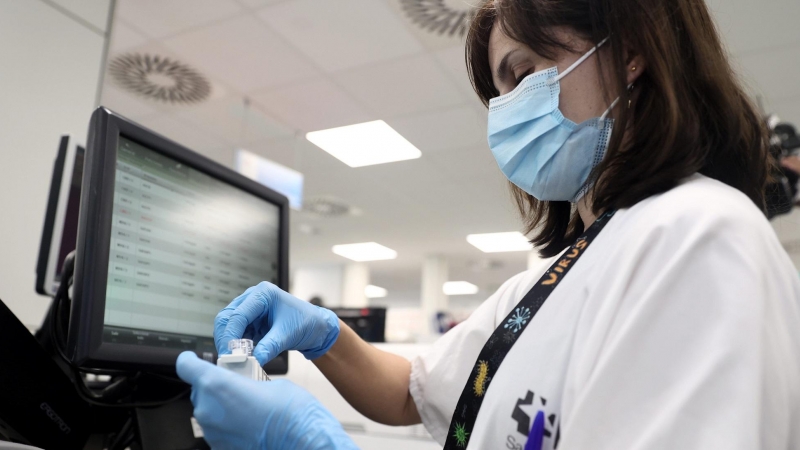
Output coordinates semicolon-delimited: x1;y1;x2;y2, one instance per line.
443;210;616;449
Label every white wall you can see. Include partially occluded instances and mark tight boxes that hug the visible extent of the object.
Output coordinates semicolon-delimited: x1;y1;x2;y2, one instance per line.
290;264;344;307
0;0;111;328
341;263;369;307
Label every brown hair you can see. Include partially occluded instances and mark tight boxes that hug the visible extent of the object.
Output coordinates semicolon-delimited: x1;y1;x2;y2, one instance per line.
466;0;771;257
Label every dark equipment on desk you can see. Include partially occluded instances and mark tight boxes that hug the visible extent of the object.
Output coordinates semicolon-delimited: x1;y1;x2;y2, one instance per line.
331;307;386;342
35;136;84;297
0;297;90;449
766;119;800;219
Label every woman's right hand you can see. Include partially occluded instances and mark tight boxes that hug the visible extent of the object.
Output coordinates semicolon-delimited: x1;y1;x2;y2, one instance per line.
214;281;341;365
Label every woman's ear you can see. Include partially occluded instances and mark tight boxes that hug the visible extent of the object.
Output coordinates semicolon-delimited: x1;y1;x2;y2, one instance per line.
625;50;646;85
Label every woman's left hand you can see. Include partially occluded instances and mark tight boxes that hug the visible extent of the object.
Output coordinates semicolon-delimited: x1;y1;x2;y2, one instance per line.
176;351;359;450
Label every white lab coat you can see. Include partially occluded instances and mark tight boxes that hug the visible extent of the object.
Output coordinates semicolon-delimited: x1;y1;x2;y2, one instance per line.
409;174;800;449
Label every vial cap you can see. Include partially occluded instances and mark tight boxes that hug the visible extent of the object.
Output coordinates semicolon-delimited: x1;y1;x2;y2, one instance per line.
228;339;254;356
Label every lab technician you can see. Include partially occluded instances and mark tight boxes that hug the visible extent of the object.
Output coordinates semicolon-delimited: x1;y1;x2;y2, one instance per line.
175;0;800;448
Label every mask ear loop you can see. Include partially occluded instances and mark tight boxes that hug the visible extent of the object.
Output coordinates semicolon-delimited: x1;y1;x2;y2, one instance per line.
600;98;620;120
547;37;610;86
600;83;634;120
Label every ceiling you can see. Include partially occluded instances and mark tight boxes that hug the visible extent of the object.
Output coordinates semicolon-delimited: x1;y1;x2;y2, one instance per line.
100;0;800;302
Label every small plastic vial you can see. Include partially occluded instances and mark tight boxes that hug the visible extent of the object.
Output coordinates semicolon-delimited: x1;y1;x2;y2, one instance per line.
228;339;254;356
216;339;270;381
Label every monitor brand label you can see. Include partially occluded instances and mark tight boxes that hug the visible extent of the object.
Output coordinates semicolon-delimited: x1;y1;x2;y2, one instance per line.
40;402;71;434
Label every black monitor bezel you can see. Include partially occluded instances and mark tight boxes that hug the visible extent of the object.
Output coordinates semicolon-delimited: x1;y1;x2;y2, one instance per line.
36;137;85;297
35;136;69;296
68;107;290;372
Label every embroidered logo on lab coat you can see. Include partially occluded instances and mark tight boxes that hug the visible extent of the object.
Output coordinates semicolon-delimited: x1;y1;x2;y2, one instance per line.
507;390;560;449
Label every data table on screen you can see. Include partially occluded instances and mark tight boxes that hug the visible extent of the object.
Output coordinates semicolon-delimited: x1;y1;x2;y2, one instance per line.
103;138;280;340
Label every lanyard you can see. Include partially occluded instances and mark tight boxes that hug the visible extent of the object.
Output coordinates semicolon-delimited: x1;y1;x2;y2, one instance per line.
442;210;616;449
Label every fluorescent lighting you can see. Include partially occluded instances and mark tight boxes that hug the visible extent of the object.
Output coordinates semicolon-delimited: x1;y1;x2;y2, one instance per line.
306;120;421;167
443;281;479;296
332;242;398;262
364;285;388;298
467;232;533;253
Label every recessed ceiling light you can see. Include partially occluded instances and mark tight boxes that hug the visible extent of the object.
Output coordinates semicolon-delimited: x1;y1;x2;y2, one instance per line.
443;281;479;296
466;232;533;253
306;120;421;167
332;242;398;262
364;285;388;298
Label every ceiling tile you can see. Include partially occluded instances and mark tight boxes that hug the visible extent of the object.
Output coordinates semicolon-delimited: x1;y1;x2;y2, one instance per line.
100;84;161;119
240;137;306;171
163;16;319;92
237;0;288;8
134;113;232;158
175;95;294;145
334;54;465;118
109;20;149;52
201;146;239;169
292;136;421;218
433;44;480;101
298;142;392;201
253;78;375;132
51;0;111;32
356;157;457;204
379;0;472;52
387;106;486;152
257;0;424;73
115;0;243;39
424;144;501;185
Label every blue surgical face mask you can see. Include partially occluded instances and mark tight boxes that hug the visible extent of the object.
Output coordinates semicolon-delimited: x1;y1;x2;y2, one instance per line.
487;38;619;202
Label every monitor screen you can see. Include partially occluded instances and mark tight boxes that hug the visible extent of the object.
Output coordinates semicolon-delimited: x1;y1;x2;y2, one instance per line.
102;137;280;356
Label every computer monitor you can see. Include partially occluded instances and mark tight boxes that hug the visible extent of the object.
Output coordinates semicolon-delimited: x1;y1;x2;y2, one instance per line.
331;307;386;343
68;108;289;372
35;136;84;296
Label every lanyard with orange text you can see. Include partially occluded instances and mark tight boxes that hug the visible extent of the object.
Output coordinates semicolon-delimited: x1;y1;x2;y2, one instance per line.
443;210;615;449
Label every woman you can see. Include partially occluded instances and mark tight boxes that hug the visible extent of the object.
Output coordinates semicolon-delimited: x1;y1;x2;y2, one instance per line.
175;0;800;448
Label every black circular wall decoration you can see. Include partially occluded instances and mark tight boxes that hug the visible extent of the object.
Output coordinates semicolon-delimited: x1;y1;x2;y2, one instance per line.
108;53;211;105
400;0;477;37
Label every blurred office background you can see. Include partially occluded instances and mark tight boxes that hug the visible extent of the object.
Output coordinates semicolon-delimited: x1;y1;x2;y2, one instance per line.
3;0;800;338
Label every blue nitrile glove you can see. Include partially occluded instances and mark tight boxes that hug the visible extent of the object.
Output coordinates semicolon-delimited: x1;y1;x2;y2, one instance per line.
176;351;359;450
215;282;340;365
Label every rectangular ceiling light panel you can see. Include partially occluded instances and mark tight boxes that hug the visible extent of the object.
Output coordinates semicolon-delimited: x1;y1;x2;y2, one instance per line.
306;120;421;167
443;281;479;296
332;242;398;261
467;232;533;253
364;285;388;298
